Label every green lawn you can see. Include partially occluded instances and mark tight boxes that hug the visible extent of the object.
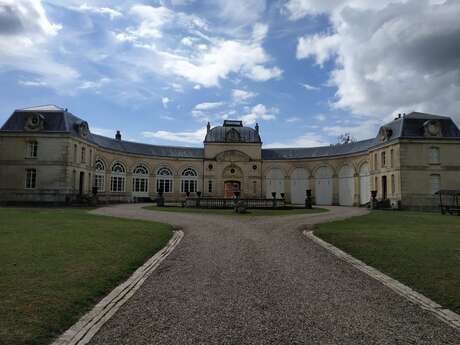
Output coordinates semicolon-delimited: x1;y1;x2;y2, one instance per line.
0;208;173;345
315;211;460;314
144;205;328;216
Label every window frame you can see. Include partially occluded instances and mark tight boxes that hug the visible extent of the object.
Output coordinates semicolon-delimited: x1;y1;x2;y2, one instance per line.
132;165;149;194
110;162;126;193
25;168;37;189
156;167;173;193
180;168;198;193
429;146;441;165
26;141;38;158
430;174;441;195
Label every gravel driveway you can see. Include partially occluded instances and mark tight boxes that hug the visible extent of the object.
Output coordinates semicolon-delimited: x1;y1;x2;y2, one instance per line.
88;204;459;345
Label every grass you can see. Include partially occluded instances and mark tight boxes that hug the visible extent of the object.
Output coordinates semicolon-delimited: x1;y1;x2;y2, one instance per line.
0;208;173;345
144;205;328;216
315;210;460;314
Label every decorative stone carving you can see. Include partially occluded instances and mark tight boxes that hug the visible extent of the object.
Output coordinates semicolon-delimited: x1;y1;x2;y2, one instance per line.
222;164;243;178
225;128;241;142
75;121;90;137
423;120;442;137
378;126;393;142
215;150;251;162
24;113;45;132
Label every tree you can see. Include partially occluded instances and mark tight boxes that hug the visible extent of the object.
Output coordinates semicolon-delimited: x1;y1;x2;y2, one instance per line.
337;132;356;144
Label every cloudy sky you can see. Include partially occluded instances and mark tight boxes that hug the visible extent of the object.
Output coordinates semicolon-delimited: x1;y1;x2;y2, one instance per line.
1;0;459;147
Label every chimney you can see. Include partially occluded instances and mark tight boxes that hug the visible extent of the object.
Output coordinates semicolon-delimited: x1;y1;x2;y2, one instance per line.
255;123;259;134
207;122;211;133
115;130;121;141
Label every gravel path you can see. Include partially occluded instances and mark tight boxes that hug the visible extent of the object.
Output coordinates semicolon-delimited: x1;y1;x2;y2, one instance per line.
88;204;459;345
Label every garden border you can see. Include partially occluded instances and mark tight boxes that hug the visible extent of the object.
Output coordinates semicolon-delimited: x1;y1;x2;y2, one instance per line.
304;230;460;331
52;229;184;345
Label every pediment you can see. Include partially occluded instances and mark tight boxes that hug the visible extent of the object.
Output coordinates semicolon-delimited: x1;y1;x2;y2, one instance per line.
215;150;251;162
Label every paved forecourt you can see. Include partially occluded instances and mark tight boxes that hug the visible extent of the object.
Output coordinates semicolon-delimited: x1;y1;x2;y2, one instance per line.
87;204;460;345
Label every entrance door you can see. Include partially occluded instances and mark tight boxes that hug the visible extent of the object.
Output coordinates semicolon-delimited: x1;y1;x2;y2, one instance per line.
224;181;241;198
79;172;84;195
382;175;387;200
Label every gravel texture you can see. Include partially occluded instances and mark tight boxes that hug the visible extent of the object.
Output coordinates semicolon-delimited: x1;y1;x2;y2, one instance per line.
88;204;460;345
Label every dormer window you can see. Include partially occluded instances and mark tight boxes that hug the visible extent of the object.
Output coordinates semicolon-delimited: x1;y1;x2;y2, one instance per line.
27;141;38;158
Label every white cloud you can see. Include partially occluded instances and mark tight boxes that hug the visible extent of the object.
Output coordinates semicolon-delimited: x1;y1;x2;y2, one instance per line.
264;132;329;148
91;127;116;137
162;96;170;108
0;0;79;89
322;119;379;140
115;9;281;88
208;0;266;27
299;82;320;91
194;102;224;110
78;78;110;90
240;104;277;125
290;0;460;120
232;89;257;103
297;33;340;66
142;127;207;144
315;114;326;121
75;3;122;20
286;117;302;123
18;79;47;87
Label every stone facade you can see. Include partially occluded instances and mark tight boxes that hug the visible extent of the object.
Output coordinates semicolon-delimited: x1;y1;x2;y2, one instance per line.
1;106;460;210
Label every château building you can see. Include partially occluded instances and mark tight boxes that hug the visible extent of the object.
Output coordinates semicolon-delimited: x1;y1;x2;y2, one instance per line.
1;105;460;210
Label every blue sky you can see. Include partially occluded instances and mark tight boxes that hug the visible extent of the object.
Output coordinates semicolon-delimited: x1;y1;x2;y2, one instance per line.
1;0;459;147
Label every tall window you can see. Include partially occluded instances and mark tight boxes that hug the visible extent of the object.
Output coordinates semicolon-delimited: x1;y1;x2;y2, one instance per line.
95;160;105;192
208;180;213;193
157;167;173;193
25;169;37;189
181;168;198;193
27;141;38;158
74;144;78;163
390;149;394;167
133;165;149;193
381;151;386;168
391;174;395;194
81;147;86;163
253;180;257;194
89;149;93;166
430;174;441;195
111;163;126;192
374;153;378;170
429;147;440;164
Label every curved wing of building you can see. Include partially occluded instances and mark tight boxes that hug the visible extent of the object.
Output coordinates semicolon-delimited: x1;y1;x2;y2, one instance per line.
1;105;460;210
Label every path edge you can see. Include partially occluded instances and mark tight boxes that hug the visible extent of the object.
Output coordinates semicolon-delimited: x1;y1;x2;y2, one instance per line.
52;229;184;345
304;230;460;331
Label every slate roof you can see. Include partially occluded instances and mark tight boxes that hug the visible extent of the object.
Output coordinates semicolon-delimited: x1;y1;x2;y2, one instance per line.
1;107;459;160
377;112;460;142
90;134;204;159
262;138;379;160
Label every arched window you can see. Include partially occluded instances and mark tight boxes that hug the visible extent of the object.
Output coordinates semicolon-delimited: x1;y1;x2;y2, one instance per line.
133;165;149;194
181;168;198;193
94;160;105;192
111;162;126;192
156;167;173;193
429;147;440;164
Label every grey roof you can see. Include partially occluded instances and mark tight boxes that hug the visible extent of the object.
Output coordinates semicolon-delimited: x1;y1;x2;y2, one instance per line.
90;134;203;159
204;124;261;143
377;112;460;142
262;138;379;160
0;107;204;159
2;108;459;160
